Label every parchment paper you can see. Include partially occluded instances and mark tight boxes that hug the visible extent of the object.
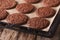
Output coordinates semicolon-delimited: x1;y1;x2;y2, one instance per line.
1;0;60;32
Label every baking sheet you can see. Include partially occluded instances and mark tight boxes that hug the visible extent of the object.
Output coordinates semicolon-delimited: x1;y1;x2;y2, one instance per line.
1;0;60;32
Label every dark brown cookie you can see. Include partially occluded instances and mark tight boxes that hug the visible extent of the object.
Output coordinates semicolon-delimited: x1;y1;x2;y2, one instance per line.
6;13;28;24
0;8;8;20
16;3;35;14
37;7;56;18
0;0;17;9
28;17;50;29
42;0;60;7
25;0;40;3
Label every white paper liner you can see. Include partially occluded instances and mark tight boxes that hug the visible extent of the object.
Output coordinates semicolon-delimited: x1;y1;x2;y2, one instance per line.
1;0;60;32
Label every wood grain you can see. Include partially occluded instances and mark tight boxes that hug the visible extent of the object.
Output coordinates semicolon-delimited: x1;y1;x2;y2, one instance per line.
0;29;19;40
17;32;35;40
0;29;36;40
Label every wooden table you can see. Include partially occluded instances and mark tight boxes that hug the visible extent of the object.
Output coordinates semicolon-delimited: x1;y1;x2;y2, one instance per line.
0;24;60;40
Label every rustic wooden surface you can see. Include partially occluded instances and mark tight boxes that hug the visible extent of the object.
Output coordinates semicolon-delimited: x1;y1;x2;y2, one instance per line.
0;24;60;40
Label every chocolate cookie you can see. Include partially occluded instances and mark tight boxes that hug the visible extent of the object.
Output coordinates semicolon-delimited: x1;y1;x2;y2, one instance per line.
0;8;8;20
28;17;50;29
6;13;28;24
0;0;17;9
37;7;56;18
42;0;60;7
16;3;35;13
25;0;40;3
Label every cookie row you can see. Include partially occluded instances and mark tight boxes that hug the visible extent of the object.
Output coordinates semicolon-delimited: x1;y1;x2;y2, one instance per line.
0;0;60;9
0;7;55;29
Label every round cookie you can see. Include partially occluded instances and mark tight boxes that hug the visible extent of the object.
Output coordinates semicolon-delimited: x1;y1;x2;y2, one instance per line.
6;13;28;24
37;7;56;18
25;0;40;3
28;17;50;29
16;3;35;13
0;0;17;9
0;8;8;20
42;0;60;7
